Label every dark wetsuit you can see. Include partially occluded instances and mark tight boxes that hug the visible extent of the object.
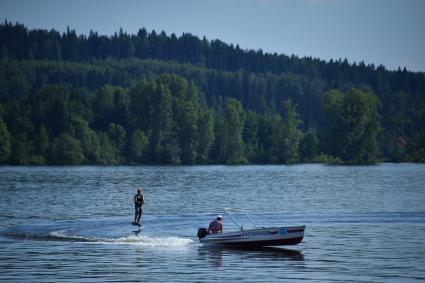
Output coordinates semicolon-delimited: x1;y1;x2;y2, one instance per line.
134;193;144;223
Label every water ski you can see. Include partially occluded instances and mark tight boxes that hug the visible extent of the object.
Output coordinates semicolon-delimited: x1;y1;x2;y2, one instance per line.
132;222;142;234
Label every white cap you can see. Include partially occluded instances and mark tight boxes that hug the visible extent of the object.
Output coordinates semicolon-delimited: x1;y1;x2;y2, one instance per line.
217;215;223;219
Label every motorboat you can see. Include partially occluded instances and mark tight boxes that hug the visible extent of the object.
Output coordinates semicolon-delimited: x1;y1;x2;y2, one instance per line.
197;208;305;248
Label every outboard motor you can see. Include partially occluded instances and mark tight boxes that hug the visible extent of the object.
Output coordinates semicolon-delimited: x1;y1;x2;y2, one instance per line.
197;228;208;239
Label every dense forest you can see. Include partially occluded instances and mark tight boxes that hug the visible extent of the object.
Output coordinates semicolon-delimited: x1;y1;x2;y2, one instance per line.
0;21;424;165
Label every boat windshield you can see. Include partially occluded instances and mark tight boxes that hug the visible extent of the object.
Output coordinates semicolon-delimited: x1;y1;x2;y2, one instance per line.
224;208;259;231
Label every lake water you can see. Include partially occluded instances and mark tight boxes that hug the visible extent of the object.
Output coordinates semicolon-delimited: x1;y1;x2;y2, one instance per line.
0;164;424;282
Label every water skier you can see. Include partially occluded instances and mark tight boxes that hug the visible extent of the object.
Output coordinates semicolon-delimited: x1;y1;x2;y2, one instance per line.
133;189;144;225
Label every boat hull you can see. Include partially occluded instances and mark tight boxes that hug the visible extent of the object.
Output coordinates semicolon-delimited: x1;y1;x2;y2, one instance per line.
199;226;305;247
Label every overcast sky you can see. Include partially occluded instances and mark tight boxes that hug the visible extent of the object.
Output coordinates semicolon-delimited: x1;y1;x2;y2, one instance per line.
1;0;424;72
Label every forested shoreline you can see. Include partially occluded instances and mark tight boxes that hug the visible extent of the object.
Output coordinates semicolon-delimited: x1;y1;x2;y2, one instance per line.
0;22;424;165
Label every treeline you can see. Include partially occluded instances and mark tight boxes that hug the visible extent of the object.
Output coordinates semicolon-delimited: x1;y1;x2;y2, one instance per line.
0;58;326;128
1;21;424;96
0;22;424;164
0;74;393;165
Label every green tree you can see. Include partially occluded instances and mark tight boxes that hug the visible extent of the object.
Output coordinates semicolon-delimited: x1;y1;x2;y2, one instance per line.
321;89;344;157
130;79;179;164
152;82;180;164
50;133;85;164
97;131;120;164
300;129;319;162
91;86;115;130
269;100;302;164
406;132;425;162
196;110;214;163
221;98;246;164
243;110;259;162
10;138;30;164
108;123;127;155
322;88;382;163
129;129;149;163
255;113;274;163
69;115;100;163
34;124;49;155
281;99;303;163
269;114;284;163
163;76;199;164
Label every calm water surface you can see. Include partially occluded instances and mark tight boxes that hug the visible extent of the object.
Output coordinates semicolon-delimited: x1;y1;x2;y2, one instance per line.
0;164;424;282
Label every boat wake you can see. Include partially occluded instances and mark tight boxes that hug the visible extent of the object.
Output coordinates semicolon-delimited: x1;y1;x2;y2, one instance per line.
0;219;194;250
119;234;194;249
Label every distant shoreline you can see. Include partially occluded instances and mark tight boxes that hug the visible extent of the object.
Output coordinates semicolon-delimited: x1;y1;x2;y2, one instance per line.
1;162;423;167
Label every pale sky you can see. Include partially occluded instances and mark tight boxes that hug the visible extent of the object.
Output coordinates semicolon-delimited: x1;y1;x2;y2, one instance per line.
1;0;424;72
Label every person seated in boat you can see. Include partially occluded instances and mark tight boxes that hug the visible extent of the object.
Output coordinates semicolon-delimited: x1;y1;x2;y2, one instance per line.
208;215;223;234
134;189;145;224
